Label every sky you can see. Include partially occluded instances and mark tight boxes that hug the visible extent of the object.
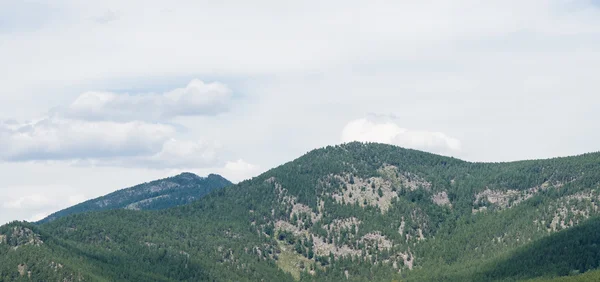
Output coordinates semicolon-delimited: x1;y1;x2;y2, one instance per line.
1;0;600;224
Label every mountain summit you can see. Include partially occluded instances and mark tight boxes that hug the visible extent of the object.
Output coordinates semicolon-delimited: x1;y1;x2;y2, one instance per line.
37;172;232;224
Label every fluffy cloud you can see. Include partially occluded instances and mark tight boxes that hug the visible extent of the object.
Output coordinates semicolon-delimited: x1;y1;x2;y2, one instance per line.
139;139;221;168
220;159;263;182
341;118;461;156
0;118;225;168
0;79;235;168
62;79;232;122
0;117;175;161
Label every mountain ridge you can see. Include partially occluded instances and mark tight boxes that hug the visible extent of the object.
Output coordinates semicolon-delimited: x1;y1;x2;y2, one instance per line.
37;172;232;224
2;142;600;281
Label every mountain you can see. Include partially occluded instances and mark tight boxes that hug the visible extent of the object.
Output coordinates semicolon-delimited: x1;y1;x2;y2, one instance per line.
2;142;600;281
37;172;232;224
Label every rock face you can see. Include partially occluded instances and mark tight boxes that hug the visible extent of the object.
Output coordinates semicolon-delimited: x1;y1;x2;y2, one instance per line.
472;181;565;214
38;173;232;223
330;174;398;213
17;263;26;276
432;191;451;207
328;165;432;214
1;226;44;249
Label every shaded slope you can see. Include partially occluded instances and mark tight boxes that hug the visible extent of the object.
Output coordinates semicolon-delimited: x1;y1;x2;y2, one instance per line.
38;173;232;224
407;216;600;281
480;216;600;281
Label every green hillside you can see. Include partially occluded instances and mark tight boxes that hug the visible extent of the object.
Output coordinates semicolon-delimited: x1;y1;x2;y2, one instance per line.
2;142;600;281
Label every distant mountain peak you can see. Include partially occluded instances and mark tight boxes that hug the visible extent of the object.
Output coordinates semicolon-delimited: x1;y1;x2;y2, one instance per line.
207;173;229;180
37;172;232;224
176;172;201;179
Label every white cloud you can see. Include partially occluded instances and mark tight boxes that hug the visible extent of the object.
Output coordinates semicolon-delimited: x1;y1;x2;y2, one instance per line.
0;79;235;168
62;79;232;122
0;117;176;161
220;159;263;182
141;139;221;168
341;118;461;156
0;118;225;168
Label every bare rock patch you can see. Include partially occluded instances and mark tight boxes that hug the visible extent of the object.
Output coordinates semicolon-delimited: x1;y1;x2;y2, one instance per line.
329;174;397;213
432;191;451;207
361;232;392;251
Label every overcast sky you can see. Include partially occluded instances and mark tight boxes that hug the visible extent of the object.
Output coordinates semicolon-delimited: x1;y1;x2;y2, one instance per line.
1;0;600;224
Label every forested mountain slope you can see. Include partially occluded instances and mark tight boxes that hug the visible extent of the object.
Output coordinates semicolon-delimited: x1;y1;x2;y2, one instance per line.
37;173;232;224
2;142;600;281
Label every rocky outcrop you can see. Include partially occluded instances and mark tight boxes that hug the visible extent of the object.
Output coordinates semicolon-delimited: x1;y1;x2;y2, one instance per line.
2;226;44;249
432;191;451;207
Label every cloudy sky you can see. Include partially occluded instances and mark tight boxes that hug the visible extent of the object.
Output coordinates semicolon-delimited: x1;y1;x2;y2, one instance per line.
1;0;600;224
